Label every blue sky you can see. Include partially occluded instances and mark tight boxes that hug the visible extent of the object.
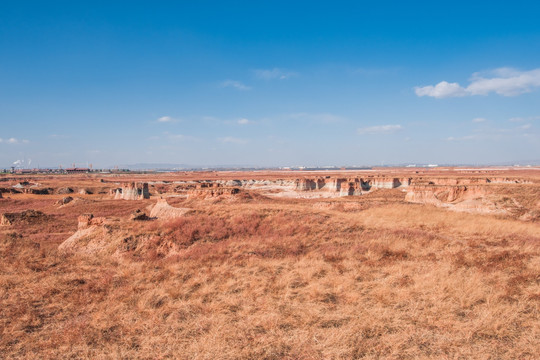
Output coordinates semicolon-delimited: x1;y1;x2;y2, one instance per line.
1;1;539;168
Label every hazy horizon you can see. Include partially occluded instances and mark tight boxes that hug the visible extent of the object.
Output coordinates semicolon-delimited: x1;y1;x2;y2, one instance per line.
1;1;539;168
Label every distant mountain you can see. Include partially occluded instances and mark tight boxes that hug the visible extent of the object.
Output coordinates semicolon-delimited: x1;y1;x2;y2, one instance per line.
114;163;197;170
114;163;259;170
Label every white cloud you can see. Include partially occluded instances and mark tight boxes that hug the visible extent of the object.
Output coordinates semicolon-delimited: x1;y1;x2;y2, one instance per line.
219;136;248;144
157;116;178;123
520;123;532;130
415;68;540;98
414;81;467;98
253;68;297;80
221;80;251;91
357;124;402;135
237;118;250;125
472;117;487;123
468;68;540;96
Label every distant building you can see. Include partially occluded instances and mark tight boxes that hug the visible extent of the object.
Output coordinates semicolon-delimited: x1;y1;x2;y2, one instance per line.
15;169;34;174
65;168;90;174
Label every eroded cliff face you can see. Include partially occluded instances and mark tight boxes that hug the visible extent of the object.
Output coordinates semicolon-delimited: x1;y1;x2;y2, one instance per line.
170;176;411;197
404;184;511;214
114;182;150;200
159;175;534;203
294;177;410;195
405;185;486;204
408;177;530;186
188;187;241;199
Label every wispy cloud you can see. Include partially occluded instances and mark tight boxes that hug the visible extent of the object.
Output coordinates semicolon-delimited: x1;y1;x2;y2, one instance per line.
203;116;254;126
0;137;28;144
168;133;198;141
357;124;402;135
221;80;251;91
352;67;400;76
219;136;248;144
509;116;540;123
287;112;343;123
253;68;297;80
160;131;198;141
472;117;487;123
448;123;535;141
49;134;70;139
202;115;220;122
415;67;540;98
156;116;179;123
446;135;477;141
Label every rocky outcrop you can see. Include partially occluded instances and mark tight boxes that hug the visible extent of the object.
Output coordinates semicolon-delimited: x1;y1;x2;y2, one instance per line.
370;177;408;189
162;176;531;200
130;209;150;221
188;187;241;199
114;183;150;200
293;177;409;196
1;210;47;226
57;187;74;194
9;182;52;194
13;182;30;188
22;188;52;195
56;196;74;205
149;198;191;219
0;187;20;194
224;180;243;187
295;178;318;191
77;214;106;229
59;214;110;254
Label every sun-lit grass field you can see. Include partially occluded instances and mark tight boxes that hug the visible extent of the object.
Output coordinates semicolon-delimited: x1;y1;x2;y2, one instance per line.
1;171;539;359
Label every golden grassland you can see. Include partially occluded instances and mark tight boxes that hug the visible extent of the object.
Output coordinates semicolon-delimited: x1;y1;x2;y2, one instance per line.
0;174;539;359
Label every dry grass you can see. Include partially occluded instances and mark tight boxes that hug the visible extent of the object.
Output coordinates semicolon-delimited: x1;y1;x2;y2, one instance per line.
0;173;539;359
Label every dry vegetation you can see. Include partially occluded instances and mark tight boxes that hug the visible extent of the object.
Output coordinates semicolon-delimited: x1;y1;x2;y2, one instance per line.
1;171;539;359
